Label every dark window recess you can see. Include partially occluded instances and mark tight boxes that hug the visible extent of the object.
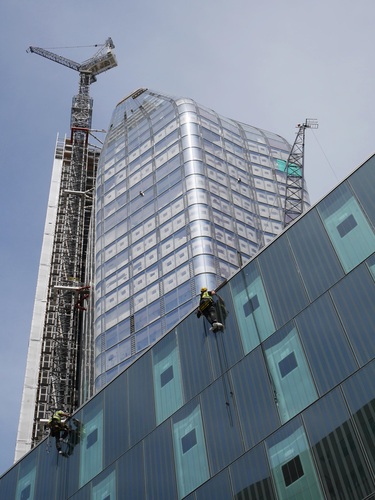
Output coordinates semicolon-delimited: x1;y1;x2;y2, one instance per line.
282;455;304;487
160;365;174;387
181;429;197;454
20;485;31;500
243;294;260;316
278;352;298;378
337;214;357;237
87;428;98;449
104;496;111;500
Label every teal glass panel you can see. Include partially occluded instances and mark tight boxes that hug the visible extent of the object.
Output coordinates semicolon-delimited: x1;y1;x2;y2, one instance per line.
229;263;275;354
277;158;302;176
79;396;104;488
287;209;344;301
128;352;155;446
230;443;276;499
152;330;183;425
172;401;210;499
264;324;318;423
303;389;375;499
266;418;324;499
348;154;375;226
195;469;232;500
330;264;375;365
230;347;279;449
144;420;177;500
367;253;375;279
200;376;244;474
117;442;145;498
33;444;59;500
0;466;17;500
104;371;129;467
92;469;116;500
342;361;375;472
317;182;375;272
296;293;358;394
15;455;36;500
258;236;309;329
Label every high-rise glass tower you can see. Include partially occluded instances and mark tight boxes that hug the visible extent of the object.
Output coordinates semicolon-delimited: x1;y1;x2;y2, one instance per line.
93;88;310;390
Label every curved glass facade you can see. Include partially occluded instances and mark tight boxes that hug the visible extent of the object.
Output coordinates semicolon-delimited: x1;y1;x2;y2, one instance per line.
94;89;310;388
2;153;374;499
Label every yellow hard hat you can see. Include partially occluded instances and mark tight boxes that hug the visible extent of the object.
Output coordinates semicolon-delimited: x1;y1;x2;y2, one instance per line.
201;287;207;292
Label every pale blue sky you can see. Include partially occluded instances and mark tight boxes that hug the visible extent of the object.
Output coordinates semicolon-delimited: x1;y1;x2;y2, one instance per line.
1;0;374;475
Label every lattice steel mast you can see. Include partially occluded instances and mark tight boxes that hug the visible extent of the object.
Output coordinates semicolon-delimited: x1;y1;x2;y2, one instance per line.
27;39;117;447
283;118;318;227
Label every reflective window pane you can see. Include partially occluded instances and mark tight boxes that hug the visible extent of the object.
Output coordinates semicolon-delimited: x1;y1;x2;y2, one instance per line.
128;352;155;446
230;443;276;499
296;293;358;394
264;323;318;423
330;264;375;365
195;469;232;500
152;331;184;424
342;361;375;473
172;401;209;499
265;418;324;499
348;154;375;226
317;182;375;272
201;376;244;474
230;263;275;353
287;209;344;301
104;371;129;466
258;237;309;328
117;442;145;499
303;389;375;499
230;347;280;449
144;420;177;500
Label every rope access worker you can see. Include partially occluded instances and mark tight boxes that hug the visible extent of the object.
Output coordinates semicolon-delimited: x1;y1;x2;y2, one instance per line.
196;288;224;332
47;410;71;454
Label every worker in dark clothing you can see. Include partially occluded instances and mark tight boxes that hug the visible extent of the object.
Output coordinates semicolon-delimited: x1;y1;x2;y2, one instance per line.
196;288;224;332
47;410;71;454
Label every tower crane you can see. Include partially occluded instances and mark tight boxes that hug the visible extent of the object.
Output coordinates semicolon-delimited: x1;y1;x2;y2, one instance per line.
26;39;117;448
281;118;318;227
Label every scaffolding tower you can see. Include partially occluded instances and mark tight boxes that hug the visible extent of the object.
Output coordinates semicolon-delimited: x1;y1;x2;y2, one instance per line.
21;40;117;449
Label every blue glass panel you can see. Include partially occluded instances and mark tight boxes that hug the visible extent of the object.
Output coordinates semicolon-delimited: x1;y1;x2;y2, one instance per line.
230;347;280;449
348;154;375;226
152;331;183;425
264;323;318;423
177;314;213;401
296;293;358;394
229;262;275;353
317;182;375;272
303;389;375;499
104;371;129;467
195;469;232;500
117;442;145;499
200;376;244;474
265;418;324;499
258;236;309;328
342;361;375;472
144;420;178;500
330;264;375;365
33;445;59;500
127;352;155;446
230;443;276;499
287;209;344;301
79;395;104;488
172;401;210;499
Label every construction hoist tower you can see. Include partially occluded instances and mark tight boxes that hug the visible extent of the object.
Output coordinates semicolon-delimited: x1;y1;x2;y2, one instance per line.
283;118;318;227
24;39;117;450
